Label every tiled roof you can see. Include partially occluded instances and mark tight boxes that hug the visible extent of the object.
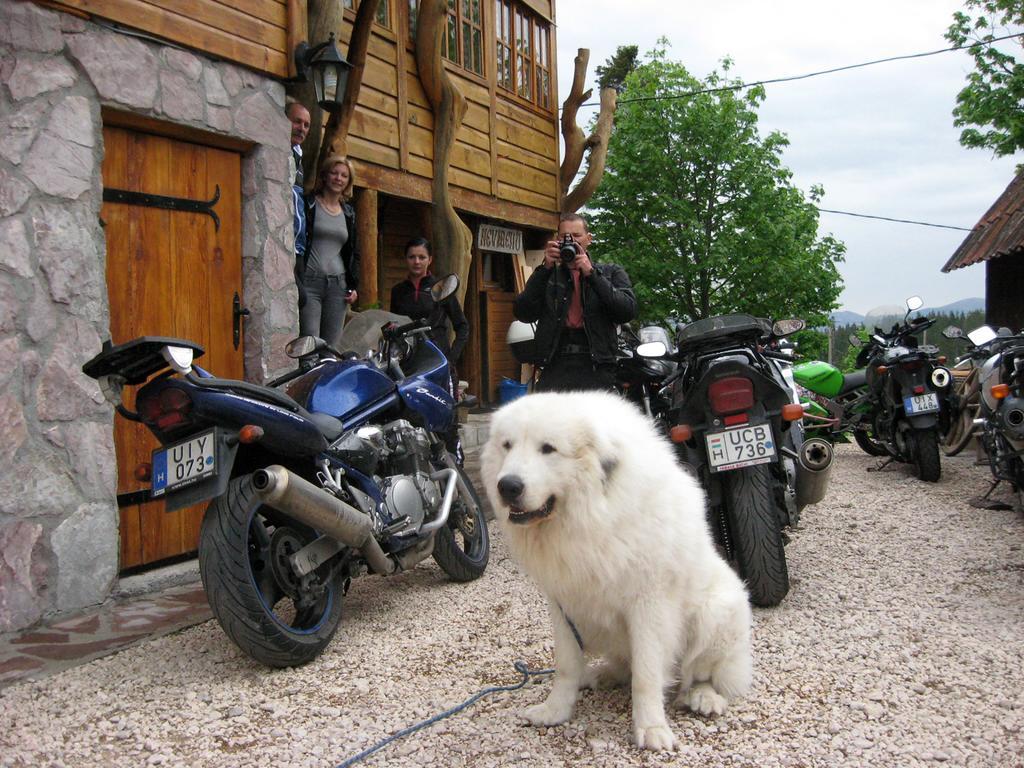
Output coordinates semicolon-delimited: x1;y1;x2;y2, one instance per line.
942;171;1024;272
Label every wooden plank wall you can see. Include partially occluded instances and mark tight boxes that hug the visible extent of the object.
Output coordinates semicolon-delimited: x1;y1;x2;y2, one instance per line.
47;0;290;77
45;0;561;219
341;6;559;220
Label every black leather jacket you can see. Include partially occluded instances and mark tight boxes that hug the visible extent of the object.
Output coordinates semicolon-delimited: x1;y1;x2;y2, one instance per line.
390;274;469;362
513;261;637;365
297;195;360;287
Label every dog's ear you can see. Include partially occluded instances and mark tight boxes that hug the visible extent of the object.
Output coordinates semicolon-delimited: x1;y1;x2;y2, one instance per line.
575;418;620;488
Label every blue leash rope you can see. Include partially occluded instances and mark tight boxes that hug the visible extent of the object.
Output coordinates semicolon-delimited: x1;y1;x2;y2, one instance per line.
334;661;554;768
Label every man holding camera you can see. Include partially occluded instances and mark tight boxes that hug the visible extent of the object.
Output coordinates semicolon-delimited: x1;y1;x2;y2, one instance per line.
513;213;637;392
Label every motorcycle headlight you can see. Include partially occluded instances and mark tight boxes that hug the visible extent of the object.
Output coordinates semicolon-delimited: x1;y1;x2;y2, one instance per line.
931;367;951;389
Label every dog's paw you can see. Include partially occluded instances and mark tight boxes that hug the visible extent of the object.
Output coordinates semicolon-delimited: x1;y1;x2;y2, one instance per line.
678;682;729;716
520;700;573;727
634;724;678;751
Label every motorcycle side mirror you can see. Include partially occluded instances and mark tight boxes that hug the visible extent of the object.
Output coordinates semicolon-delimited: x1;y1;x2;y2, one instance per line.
161;345;194;374
848;334;863;347
941;325;964;340
636;341;668;358
285;336;324;358
430;274;459;303
967;325;997;346
772;318;805;337
906;296;924;311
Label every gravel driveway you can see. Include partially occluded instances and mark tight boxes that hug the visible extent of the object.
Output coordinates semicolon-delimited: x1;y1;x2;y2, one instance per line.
2;445;1023;768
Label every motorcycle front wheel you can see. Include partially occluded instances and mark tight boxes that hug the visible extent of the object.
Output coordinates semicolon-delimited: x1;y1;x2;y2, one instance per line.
853;427;888;457
913;428;941;483
721;464;789;607
199;475;345;668
431;458;490;581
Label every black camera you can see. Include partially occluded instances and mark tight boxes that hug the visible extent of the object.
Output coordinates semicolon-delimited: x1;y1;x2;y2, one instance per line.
559;234;578;265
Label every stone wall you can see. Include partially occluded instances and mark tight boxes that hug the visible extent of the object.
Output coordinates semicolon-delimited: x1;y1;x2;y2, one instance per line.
0;1;300;633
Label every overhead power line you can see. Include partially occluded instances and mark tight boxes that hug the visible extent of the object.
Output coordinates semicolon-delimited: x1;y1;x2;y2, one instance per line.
815;207;973;231
577;31;1024;108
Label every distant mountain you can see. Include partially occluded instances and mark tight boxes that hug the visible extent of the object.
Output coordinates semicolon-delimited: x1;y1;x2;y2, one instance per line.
923;297;985;315
831;298;983;327
831;310;864;326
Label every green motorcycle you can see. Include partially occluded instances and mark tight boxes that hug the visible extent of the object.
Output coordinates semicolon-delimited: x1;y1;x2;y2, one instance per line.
792;359;881;454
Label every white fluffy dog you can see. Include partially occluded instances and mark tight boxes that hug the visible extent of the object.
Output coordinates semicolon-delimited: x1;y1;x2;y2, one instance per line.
481;391;752;750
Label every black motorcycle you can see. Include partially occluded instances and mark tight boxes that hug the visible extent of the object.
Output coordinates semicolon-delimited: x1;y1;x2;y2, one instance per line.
850;296;952;482
614;324;676;432
640;314;834;607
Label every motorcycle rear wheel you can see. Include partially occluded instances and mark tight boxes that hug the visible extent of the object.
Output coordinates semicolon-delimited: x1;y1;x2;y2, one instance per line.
853;427;888;457
721;464;789;607
199;475;345;668
431;459;490;581
941;376;979;457
914;429;941;483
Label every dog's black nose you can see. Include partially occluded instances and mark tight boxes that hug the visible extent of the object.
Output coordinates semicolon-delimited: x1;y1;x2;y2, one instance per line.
497;474;524;503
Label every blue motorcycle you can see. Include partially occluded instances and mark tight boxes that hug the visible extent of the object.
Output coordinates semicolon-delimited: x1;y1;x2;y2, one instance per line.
82;276;489;667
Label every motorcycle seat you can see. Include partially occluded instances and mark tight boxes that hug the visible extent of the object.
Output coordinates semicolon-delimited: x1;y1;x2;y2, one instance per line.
196;375;343;439
839;370;867;395
307;411;343;441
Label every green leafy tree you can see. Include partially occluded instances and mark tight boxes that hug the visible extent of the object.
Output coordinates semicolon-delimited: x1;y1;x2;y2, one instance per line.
589;43;845;329
595;45;639;92
946;0;1024;156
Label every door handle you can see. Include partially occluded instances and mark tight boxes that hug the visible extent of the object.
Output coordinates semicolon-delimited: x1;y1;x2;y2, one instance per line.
232;292;250;350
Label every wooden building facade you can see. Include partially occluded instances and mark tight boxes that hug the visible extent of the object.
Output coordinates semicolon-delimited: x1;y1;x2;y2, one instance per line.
0;0;561;629
46;0;562;401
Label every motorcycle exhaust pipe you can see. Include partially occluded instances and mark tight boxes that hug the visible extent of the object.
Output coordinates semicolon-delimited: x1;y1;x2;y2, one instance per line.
252;465;397;576
795;437;834;511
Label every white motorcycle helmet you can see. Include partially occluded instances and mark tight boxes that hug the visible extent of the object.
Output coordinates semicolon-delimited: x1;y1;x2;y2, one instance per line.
507;320;538;365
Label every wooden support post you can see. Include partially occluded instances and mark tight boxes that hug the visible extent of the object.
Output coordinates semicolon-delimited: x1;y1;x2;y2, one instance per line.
355;187;379;308
286;0;308;79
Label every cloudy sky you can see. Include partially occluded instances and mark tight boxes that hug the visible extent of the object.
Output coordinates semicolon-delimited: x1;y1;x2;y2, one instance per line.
553;0;1020;314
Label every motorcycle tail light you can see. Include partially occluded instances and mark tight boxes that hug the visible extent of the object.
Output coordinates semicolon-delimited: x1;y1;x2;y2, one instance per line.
937;355;947;364
913;385;925;395
992;383;1010;400
876;365;888;375
708;376;754;415
137;387;193;431
723;413;748;427
901;360;923;372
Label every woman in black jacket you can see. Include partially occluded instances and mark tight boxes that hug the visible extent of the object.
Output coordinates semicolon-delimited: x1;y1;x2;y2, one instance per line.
389;237;469;365
390;236;470;461
296;155;360;349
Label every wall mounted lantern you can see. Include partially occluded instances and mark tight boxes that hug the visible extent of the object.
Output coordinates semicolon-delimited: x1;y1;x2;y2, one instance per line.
294;33;352;112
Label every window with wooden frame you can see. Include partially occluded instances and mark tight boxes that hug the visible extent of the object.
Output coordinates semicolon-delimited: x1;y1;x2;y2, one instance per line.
344;0;391;28
495;0;551;110
408;0;484;76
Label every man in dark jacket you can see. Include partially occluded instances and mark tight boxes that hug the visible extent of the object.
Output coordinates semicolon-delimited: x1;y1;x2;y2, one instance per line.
514;213;637;392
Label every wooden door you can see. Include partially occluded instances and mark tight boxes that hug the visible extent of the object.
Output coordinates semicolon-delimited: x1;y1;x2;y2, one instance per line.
482;291;520;402
101;127;243;570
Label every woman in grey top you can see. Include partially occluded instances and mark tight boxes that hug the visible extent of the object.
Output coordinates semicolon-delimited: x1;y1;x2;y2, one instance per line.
296;155;360;350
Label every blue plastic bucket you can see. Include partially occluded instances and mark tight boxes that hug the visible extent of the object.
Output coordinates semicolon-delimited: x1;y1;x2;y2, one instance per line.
498;377;528;404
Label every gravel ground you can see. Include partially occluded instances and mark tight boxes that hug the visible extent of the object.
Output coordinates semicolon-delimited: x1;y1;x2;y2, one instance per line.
2;444;1023;768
